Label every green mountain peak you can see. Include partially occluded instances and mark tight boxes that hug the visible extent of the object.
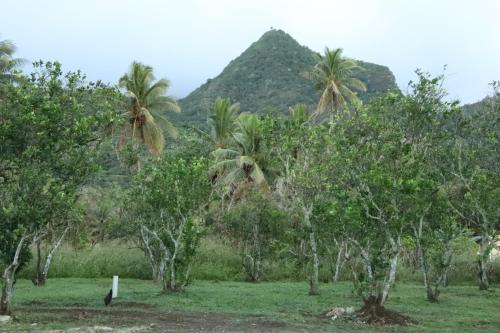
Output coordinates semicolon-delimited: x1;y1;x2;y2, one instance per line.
174;30;399;126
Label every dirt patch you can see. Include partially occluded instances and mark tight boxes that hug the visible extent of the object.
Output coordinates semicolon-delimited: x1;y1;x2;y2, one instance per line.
25;300;49;306
21;326;148;333
112;302;156;310
356;298;416;325
12;306;304;332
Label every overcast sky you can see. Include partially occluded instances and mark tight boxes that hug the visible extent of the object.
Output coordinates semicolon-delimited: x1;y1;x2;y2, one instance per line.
1;0;499;103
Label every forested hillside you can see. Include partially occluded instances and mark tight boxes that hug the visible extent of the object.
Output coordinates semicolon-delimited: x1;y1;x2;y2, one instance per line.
173;30;398;126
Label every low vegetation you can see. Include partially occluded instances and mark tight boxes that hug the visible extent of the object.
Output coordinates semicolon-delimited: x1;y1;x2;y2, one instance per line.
0;31;499;332
5;278;500;332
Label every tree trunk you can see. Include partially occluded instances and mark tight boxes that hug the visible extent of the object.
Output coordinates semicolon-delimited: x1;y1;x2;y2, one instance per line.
33;238;43;285
344;246;364;299
413;223;429;288
413;224;438;301
477;238;490;291
359;295;385;323
359;248;373;283
433;242;454;298
0;279;14;316
442;271;449;287
381;249;399;305
308;229;320;295
33;227;68;286
302;206;319;295
169;260;176;291
1;235;29;315
141;227;161;282
181;265;192;289
426;285;440;302
252;223;261;282
332;242;346;282
478;259;489;291
167;251;177;292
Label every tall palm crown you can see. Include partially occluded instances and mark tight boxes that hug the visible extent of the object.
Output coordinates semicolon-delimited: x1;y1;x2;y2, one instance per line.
288;103;312;126
306;47;366;117
119;61;180;155
210;113;271;197
208;97;240;149
0;38;23;82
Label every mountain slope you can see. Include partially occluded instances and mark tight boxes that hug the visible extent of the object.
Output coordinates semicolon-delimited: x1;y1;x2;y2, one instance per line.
173;29;399;126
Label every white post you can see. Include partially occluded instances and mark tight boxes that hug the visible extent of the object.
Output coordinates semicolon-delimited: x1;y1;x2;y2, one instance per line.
112;276;119;298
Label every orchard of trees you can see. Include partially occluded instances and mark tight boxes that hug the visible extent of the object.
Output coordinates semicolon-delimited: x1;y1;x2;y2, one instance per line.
1;39;499;324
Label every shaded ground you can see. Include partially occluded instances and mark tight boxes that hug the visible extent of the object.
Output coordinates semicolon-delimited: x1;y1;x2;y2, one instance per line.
10;304;317;332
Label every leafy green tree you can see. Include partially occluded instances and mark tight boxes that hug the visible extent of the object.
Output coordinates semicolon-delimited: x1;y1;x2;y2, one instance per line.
223;186;287;282
273;115;331;295
306;47;366;119
393;71;465;302
119;61;180;155
318;92;424;321
445;81;500;290
208;97;240;149
124;155;210;292
0;61;118;314
412;193;463;301
210;113;273;201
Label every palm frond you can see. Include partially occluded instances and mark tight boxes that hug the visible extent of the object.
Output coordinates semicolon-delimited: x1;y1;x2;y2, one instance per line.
140;113;164;156
212;148;240;160
151;111;179;139
149;96;181;113
249;163;266;184
308;47;366;118
208;97;240;148
118;61;178;155
346;77;367;92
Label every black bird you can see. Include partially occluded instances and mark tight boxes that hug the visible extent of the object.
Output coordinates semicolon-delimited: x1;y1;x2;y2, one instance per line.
104;289;112;306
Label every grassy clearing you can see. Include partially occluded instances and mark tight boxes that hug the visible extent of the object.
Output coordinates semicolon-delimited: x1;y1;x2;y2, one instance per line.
3;278;500;332
17;238;500;284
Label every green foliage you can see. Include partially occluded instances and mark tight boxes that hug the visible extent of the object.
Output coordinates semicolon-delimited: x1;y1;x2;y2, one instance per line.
306;47;366;116
210;112;274;199
123;154;211;291
222;187;288;281
0;60;120;271
118;61;180;155
175;30;398;127
207;97;240;149
444;81;500;290
0;37;23;83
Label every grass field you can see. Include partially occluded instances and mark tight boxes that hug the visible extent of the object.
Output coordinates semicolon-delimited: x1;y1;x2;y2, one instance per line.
2;278;500;332
16;238;500;284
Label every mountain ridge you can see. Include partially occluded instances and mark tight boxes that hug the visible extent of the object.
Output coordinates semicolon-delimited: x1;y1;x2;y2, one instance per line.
172;29;399;126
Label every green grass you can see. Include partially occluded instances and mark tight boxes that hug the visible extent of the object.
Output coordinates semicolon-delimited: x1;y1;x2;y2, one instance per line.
4;278;500;332
19;238;500;285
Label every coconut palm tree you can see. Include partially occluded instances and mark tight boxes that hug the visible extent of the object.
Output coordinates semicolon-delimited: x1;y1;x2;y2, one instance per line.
306;47;366;119
0;38;23;82
118;61;180;155
210;113;272;199
288;103;312;126
208;97;240;149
